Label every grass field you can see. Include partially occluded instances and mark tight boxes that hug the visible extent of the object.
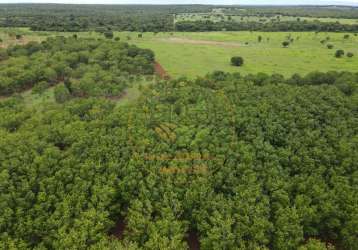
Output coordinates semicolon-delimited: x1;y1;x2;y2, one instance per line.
124;31;358;78
175;13;358;25
1;28;358;79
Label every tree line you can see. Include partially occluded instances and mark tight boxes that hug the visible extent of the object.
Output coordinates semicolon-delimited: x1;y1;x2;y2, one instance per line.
175;20;358;32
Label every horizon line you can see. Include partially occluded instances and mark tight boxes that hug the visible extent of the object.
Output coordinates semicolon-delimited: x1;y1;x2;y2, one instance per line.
0;3;357;6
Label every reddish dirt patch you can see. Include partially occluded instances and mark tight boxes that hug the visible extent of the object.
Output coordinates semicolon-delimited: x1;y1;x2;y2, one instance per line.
109;218;127;240
154;61;170;80
186;230;200;250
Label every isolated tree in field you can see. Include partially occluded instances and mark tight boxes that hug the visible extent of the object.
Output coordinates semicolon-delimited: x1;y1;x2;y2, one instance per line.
282;41;290;48
344;34;350;39
114;37;120;41
138;33;143;38
104;31;113;39
258;35;262;43
327;44;334;49
335;50;345;58
347;52;354;58
231;56;244;67
15;34;22;40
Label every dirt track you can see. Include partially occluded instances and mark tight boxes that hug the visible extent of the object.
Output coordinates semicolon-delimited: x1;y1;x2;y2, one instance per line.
159;37;242;48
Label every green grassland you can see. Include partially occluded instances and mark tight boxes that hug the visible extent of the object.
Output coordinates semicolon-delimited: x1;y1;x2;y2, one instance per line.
175;13;358;25
124;31;358;78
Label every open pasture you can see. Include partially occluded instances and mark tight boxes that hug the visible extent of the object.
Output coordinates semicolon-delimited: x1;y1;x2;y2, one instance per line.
175;13;358;25
123;31;358;78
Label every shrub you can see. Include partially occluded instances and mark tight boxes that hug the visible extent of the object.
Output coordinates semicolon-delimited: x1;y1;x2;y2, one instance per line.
0;49;8;61
231;56;244;67
282;41;290;48
32;81;50;95
103;31;113;39
54;84;71;103
327;44;334;49
335;50;345;58
347;52;354;58
114;37;120;41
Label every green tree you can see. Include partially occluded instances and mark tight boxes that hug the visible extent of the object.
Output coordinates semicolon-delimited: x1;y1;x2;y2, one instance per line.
54;84;71;103
335;49;345;58
231;56;244;67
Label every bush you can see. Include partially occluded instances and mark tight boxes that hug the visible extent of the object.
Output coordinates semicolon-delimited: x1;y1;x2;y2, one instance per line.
54;84;71;103
0;49;8;61
32;81;50;95
298;238;334;250
347;52;354;58
114;37;120;41
231;56;244;67
282;41;290;48
335;50;345;58
103;31;114;39
327;44;334;49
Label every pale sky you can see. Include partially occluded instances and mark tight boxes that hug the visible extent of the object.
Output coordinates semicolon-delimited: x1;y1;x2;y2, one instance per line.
0;0;357;5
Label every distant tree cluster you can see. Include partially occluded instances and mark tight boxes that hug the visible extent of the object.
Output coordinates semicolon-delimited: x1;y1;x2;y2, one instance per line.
175;20;358;32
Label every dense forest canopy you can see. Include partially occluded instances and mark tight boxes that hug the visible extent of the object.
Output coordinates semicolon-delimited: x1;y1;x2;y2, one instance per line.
0;70;357;249
0;36;154;96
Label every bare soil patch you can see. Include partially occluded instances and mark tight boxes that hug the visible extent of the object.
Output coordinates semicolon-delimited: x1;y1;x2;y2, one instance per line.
154;61;170;79
186;230;200;250
159;37;242;48
109;218;127;240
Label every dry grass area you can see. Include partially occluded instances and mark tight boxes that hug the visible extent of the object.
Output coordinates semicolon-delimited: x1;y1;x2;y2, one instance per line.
159;37;243;48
